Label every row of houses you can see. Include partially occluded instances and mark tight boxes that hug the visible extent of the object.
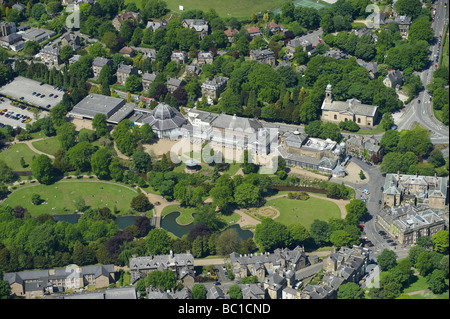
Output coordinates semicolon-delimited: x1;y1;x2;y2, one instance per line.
3;264;116;299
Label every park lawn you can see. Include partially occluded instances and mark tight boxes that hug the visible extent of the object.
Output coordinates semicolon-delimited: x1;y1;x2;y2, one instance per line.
402;275;449;299
31;137;61;156
0;143;39;171
3;180;139;216
161;204;197;225
265;196;341;229
127;0;289;18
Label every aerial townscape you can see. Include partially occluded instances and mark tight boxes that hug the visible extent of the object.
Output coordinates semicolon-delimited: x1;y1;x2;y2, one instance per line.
0;0;448;304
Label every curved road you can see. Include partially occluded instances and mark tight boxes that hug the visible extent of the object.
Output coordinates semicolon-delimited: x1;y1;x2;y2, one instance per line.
396;0;449;144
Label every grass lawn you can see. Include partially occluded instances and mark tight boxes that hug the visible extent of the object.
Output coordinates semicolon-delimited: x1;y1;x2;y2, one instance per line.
439;26;449;69
0;143;39;171
403;275;449;299
161;203;241;227
31;137;61;156
161;204;197;225
3;180;139;216
264;196;341;229
127;0;290;18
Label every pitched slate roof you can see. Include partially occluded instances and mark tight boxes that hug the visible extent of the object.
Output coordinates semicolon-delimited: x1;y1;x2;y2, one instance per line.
140;103;187;131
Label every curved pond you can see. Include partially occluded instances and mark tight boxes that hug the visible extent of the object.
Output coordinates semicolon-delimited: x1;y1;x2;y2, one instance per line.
53;212;254;240
161;211;253;240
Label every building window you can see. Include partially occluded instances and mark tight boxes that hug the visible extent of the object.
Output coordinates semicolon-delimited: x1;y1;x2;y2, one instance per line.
357;118;361;123
334;114;337;120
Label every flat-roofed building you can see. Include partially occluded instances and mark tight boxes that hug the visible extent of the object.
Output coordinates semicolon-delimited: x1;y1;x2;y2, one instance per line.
21;28;55;43
69;93;134;124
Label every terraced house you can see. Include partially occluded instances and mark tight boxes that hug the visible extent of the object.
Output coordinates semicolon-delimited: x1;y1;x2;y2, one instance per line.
129;251;195;285
229;246;308;282
3;265;116;298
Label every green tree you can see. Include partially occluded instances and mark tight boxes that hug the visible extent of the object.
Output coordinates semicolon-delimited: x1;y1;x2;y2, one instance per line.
380;112;395;131
130;193;152;212
57;122;77;150
192;284;207;299
216;227;240;256
125;75;142;94
254;218;291;252
145;228;171;255
92;113;108;137
377;249;397;271
337;282;365;299
133;152;152;173
379;128;399;153
65;141;96;172
227;284;243;299
415;251;433;276
234;183;261;208
31;3;46;20
432;230;449;254
91;148;112;179
395;0;423;19
427;269;447;294
310;219;330;246
102;32;120;52
60;45;74;64
31;155;56;185
145;270;176;291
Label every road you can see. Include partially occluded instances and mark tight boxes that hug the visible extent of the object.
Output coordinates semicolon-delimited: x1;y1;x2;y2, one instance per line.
396;0;449;144
330;157;410;260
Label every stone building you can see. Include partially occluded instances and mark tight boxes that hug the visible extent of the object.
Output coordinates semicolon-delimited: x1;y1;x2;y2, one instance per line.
197;51;214;65
3;265;116;298
382;173;448;209
201;76;228;100
129;251;194;284
39;45;61;65
229;246;308;282
181;19;209;39
322;246;370;287
116;64;138;84
249;49;276;67
377;204;447;245
112;11;139;31
321;84;378;128
383;69;403;89
345;135;382;159
92;57;112;80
